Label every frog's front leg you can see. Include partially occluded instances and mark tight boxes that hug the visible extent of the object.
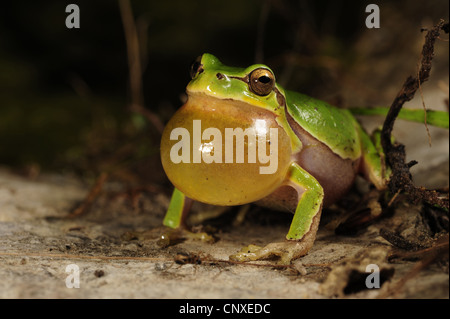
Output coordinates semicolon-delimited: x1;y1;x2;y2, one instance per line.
162;188;215;243
163;187;192;229
229;162;324;264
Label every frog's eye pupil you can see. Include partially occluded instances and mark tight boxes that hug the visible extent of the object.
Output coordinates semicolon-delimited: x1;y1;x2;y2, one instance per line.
258;76;271;84
249;68;275;96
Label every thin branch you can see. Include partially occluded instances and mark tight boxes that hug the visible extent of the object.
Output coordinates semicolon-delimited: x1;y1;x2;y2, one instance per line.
119;0;164;134
416;65;432;146
381;20;449;210
68;172;108;218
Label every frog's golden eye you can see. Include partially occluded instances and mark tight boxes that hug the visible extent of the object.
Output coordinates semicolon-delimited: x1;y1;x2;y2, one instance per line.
190;56;203;79
248;68;275;96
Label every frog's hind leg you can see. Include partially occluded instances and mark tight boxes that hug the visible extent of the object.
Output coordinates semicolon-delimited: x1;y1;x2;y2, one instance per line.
357;124;390;190
229;162;324;264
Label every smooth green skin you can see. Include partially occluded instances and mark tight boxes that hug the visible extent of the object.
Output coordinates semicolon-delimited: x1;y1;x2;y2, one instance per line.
162;53;446;248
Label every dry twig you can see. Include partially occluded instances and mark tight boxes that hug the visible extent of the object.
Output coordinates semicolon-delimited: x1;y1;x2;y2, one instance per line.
119;0;164;134
381;20;449;210
378;234;448;298
68;172;108;218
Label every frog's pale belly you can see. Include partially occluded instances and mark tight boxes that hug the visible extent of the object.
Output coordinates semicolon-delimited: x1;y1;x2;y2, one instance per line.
256;114;360;212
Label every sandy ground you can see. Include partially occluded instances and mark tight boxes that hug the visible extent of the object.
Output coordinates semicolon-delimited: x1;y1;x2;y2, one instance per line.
0;91;448;299
0;165;447;299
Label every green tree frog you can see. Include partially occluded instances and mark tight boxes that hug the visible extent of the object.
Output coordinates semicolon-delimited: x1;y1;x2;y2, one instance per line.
158;53;440;264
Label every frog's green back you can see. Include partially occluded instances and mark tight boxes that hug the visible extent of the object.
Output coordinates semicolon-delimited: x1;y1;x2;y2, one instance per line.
285;90;361;160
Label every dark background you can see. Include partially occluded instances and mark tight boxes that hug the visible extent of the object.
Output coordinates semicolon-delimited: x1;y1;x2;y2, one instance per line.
0;0;448;184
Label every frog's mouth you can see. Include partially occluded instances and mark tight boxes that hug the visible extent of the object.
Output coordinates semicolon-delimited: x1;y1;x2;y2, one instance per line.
183;91;279;122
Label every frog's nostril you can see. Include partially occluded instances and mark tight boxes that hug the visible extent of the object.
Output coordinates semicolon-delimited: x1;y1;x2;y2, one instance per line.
190;57;203;79
216;73;225;80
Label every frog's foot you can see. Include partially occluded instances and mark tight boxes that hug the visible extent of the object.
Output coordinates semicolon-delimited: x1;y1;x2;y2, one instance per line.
184;228;215;243
229;239;313;265
229;181;322;265
157;227;215;248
